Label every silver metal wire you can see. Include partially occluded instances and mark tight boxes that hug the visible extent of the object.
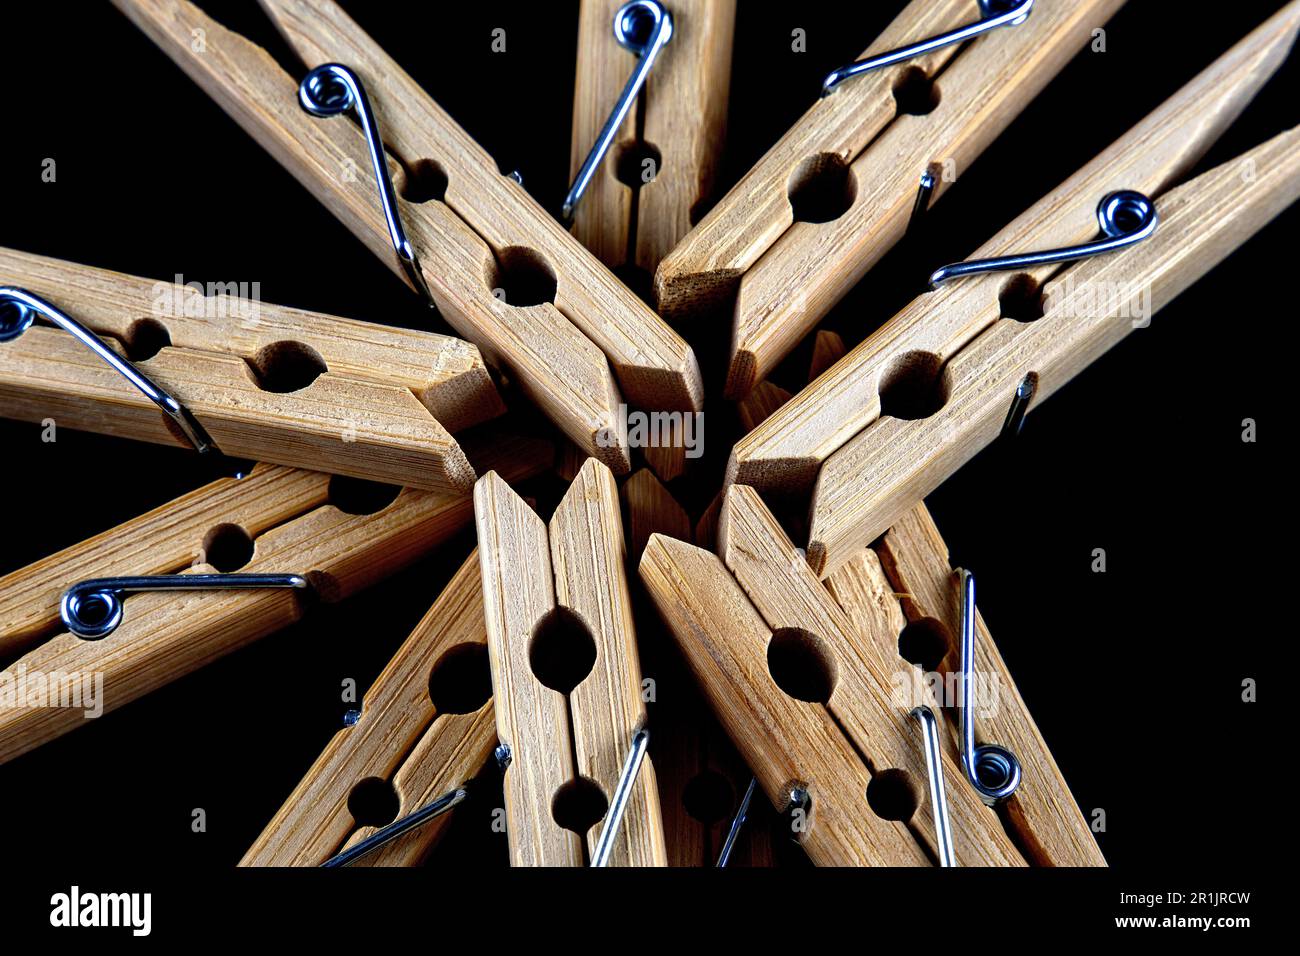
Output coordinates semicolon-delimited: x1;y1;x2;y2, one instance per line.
299;63;436;309
61;574;310;639
822;0;1033;96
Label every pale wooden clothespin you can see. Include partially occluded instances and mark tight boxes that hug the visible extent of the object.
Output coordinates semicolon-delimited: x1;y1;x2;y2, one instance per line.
568;0;736;275
0;433;552;765
474;459;667;865
0;247;501;492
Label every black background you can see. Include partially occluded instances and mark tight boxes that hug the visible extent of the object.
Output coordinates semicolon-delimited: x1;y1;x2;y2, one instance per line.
0;0;1290;937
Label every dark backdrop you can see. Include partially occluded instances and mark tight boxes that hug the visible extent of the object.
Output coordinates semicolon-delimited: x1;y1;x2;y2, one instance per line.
0;0;1291;931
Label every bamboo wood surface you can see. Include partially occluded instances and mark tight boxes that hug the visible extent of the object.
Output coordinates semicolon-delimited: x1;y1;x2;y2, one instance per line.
622;467;773;865
0;432;552;766
115;0;634;471
551;459;667;866
474;472;583;866
569;0;736;274
807;124;1300;578
0;247;503;434
0;464;328;657
0;486;466;765
871;504;1106;865
724;0;1123;397
0;325;476;493
639;532;929;866
243;552;495;866
718;485;1025;866
731;3;1300;497
653;0;974;320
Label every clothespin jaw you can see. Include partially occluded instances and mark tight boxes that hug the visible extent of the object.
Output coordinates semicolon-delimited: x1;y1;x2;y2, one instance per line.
0;248;504;491
0;433;553;766
568;0;736;275
726;3;1300;579
474;460;666;866
115;0;706;472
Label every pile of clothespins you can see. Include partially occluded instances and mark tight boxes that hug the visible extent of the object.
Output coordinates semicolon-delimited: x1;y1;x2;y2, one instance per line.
1;0;1296;867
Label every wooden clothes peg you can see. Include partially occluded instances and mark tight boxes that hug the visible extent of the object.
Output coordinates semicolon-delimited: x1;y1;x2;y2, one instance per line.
474;459;667;866
641;482;1101;865
0;433;553;765
0;248;502;493
244;550;495;866
655;0;1125;398
621;467;777;866
864;504;1107;866
730;3;1300;579
569;0;736;275
115;0;705;472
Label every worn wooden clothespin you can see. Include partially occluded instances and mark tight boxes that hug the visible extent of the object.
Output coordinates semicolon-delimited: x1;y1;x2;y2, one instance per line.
245;550;495;866
115;0;705;471
640;481;1103;865
0;248;502;492
731;3;1300;578
0;433;552;765
568;0;736;275
474;459;666;865
655;0;1125;398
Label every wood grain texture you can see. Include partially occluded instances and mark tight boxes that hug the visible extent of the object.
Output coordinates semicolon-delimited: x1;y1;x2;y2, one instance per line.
474;472;582;866
653;0;975;320
115;0;634;471
0;247;503;434
726;0;1125;397
0;464;328;657
0;431;552;766
718;486;1024;866
874;504;1106;865
0;326;476;493
551;459;666;866
255;0;704;418
730;2;1300;496
569;0;736;274
808;125;1300;577
639;533;928;866
243;553;495;866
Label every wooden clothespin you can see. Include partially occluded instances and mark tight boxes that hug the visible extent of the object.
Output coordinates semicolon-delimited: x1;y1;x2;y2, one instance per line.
621;467;776;866
0;248;502;492
654;0;1125;398
0;432;552;765
568;0;736;275
474;459;666;865
731;3;1300;578
115;0;705;471
641;481;1100;865
245;550;495;866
